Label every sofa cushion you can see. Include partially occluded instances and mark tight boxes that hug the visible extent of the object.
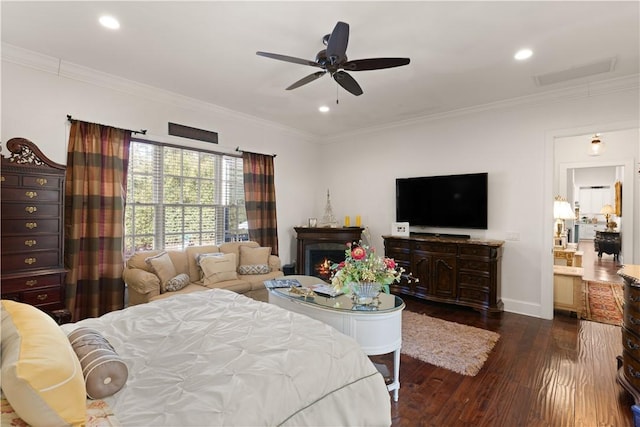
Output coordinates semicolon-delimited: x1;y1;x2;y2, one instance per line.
219;241;259;267
185;245;220;282
127;250;163;272
200;253;238;286
145;252;178;291
165;273;191;292
239;245;271;265
1;300;86;427
238;264;270;275
67;327;128;399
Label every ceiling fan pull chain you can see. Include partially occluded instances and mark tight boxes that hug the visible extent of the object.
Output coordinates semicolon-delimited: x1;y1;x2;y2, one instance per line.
336;83;339;104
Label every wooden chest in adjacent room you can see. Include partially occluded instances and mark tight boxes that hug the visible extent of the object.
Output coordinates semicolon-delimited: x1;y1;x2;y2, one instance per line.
1;138;70;323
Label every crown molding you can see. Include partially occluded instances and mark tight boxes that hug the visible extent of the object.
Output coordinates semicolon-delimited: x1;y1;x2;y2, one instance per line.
1;43;319;141
4;43;638;144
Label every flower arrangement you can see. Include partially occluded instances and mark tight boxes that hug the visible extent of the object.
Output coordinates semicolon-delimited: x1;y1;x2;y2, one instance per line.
330;241;404;295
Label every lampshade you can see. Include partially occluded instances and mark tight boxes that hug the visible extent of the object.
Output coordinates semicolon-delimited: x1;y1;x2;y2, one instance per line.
588;134;605;156
553;199;574;220
600;204;615;215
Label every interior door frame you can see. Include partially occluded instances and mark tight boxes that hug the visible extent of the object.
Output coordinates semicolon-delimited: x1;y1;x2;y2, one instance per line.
542;120;637;320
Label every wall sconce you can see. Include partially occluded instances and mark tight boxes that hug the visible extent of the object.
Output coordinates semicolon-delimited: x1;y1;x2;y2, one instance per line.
587;134;605;156
553;196;574;247
600;204;615;231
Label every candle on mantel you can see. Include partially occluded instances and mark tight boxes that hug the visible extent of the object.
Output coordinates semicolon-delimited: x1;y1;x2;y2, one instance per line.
344;216;350;227
355;215;362;227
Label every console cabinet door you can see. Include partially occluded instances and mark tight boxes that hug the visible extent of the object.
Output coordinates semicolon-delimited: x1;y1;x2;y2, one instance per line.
411;252;431;298
430;254;457;299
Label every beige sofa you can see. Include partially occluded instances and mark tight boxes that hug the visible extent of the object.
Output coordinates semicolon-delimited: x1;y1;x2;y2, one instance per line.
123;241;283;305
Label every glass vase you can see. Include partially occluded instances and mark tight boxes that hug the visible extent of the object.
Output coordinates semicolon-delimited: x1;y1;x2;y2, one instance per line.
350;282;381;305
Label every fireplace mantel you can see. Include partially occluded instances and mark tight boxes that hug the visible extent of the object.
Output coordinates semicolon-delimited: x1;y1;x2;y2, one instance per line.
294;227;364;276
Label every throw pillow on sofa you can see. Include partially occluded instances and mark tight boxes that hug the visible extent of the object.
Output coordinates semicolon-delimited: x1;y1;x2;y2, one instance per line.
199;253;238;286
165;273;190;292
145;252;177;292
238;246;271;275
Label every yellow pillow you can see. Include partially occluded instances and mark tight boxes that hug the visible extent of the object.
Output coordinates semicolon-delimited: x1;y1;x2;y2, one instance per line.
200;253;238;286
239;246;271;266
1;300;86;427
145;251;177;291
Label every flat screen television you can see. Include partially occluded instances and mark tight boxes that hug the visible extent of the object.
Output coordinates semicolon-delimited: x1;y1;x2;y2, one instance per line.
396;172;488;229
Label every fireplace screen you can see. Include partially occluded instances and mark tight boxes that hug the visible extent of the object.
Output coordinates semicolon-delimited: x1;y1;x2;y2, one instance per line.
304;243;346;281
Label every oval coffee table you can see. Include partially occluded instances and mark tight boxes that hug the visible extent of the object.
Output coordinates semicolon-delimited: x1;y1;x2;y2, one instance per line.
267;275;405;401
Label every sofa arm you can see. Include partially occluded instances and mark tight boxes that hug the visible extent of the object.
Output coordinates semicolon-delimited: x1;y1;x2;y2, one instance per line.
123;268;161;304
268;255;282;272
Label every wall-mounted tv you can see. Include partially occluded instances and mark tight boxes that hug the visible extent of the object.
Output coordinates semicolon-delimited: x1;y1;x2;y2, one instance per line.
396;172;488;230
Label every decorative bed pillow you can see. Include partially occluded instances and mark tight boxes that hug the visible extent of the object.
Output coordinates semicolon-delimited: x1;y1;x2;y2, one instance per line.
238;264;270;275
67;327;128;399
238;246;271;272
200;253;238;286
165;273;190;292
1;300;86;426
145;251;177;291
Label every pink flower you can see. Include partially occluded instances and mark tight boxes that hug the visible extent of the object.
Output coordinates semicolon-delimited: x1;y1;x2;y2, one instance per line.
385;258;396;269
351;246;366;260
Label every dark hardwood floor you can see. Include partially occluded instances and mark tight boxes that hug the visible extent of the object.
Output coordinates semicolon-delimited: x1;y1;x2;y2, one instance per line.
382;241;631;426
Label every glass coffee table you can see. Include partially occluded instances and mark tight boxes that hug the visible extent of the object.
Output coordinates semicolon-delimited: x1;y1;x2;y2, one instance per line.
267;275;405;401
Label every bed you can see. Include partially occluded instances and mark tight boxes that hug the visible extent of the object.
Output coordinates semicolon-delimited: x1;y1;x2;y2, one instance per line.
59;289;392;426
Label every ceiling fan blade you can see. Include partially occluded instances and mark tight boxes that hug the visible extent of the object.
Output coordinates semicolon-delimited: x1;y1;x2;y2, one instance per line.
256;51;322;68
333;71;363;96
326;21;349;64
342;58;411;71
286;71;327;90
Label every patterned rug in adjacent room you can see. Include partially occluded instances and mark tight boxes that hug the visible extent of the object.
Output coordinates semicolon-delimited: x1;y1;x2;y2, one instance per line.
581;280;624;326
401;311;500;376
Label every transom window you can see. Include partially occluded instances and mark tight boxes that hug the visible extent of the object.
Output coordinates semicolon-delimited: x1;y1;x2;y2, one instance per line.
124;139;247;256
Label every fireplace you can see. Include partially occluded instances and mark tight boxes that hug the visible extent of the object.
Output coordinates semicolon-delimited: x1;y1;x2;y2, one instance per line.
294;227;364;279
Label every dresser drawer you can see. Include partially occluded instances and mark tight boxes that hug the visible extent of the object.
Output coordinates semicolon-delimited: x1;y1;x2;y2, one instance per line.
624;307;640;335
1;250;61;272
0;187;60;202
458;258;491;273
414;242;457;254
459;245;491;257
21;175;62;189
21;286;62;306
623;328;640;359
623;349;640;390
458;286;490;305
1;234;61;253
385;238;411;250
458;273;490;290
1;271;65;293
1;202;61;218
1;218;61;235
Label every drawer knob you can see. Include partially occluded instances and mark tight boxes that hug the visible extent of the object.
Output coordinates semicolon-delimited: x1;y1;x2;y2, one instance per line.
1;176;5;182
24;257;37;265
36;178;48;186
630;316;640;326
24;239;37;247
25;222;38;229
36;294;48;301
25;206;38;214
628;365;640;379
627;338;640;351
25;191;38;199
25;279;38;287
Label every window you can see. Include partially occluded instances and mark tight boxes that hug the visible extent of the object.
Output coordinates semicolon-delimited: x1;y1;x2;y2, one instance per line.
124;139;247;256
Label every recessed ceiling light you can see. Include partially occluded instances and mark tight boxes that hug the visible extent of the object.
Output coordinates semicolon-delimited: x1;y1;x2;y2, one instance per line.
99;15;120;30
514;49;533;61
318;106;330;113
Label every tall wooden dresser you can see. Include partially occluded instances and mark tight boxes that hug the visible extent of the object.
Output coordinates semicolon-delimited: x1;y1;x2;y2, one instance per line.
1;138;70;323
617;265;640;427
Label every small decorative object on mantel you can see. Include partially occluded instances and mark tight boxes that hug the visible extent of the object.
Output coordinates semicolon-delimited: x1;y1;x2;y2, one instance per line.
319;189;338;227
330;241;404;305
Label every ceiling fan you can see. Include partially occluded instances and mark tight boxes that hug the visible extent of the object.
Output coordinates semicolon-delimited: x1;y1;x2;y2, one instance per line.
256;21;410;96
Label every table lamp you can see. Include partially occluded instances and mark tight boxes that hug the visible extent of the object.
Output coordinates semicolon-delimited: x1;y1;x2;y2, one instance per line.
553;197;574;247
601;204;615;230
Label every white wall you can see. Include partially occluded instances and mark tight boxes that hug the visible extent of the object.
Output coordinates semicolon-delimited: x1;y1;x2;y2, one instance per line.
3;49;639;319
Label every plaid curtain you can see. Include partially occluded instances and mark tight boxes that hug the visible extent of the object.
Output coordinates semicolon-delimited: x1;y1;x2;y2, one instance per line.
242;151;278;255
64;121;131;320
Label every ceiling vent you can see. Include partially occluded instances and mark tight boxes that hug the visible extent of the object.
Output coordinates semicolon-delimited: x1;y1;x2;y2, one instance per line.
534;57;616;86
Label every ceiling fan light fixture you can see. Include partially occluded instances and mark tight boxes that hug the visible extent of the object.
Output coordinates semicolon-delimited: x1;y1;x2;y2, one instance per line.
318;105;330;113
514;48;533;60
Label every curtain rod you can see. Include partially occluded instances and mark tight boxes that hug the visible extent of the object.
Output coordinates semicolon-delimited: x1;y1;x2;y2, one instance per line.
67;115;147;135
235;146;277;158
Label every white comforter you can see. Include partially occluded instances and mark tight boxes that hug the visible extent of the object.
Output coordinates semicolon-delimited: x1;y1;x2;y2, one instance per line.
61;289;391;426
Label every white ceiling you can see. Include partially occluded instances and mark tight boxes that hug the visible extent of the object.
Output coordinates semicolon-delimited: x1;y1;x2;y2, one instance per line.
2;1;639;138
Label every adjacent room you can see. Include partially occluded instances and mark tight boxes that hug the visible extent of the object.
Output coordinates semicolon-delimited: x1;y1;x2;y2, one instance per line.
1;2;639;426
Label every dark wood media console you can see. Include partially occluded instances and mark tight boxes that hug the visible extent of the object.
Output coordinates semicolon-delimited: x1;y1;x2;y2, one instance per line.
383;234;504;314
